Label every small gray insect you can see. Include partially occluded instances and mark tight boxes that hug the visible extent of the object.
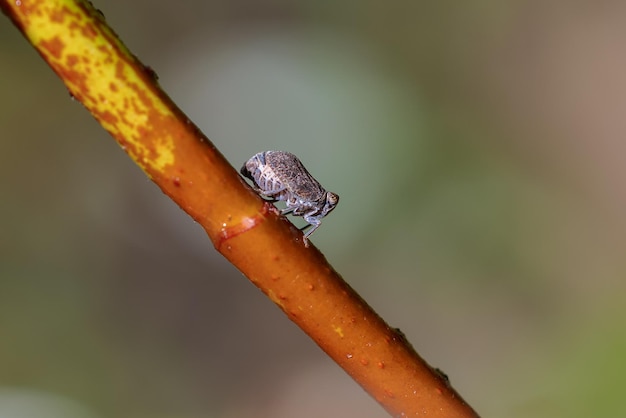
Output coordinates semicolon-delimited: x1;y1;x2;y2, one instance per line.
241;151;339;245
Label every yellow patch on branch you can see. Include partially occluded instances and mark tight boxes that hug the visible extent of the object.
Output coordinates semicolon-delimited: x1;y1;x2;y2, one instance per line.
18;0;175;173
333;325;345;338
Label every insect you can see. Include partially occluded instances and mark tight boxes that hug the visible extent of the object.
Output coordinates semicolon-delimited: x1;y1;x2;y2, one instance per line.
241;151;339;245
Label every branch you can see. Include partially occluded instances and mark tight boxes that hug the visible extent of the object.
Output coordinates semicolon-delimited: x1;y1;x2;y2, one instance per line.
1;1;479;416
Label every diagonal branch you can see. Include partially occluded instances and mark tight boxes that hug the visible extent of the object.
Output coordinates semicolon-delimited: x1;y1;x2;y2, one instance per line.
1;1;479;416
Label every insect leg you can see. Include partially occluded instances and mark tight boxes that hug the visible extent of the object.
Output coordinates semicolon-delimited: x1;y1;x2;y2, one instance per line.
302;221;321;239
302;211;323;239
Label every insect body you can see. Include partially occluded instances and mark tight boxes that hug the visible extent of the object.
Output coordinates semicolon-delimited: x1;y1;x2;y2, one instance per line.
241;151;339;244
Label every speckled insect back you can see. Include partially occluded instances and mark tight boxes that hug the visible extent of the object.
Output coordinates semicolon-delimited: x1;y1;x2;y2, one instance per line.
241;151;339;246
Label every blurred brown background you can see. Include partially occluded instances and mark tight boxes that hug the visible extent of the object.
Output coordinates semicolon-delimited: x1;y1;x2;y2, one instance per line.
1;1;625;417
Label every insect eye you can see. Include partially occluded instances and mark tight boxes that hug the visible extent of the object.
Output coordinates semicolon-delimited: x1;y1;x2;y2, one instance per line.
327;192;339;206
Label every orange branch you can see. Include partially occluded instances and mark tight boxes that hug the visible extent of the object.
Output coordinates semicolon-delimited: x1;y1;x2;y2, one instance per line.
1;1;479;416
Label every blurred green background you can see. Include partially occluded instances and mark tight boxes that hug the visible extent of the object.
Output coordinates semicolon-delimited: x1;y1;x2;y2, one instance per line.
2;1;625;417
